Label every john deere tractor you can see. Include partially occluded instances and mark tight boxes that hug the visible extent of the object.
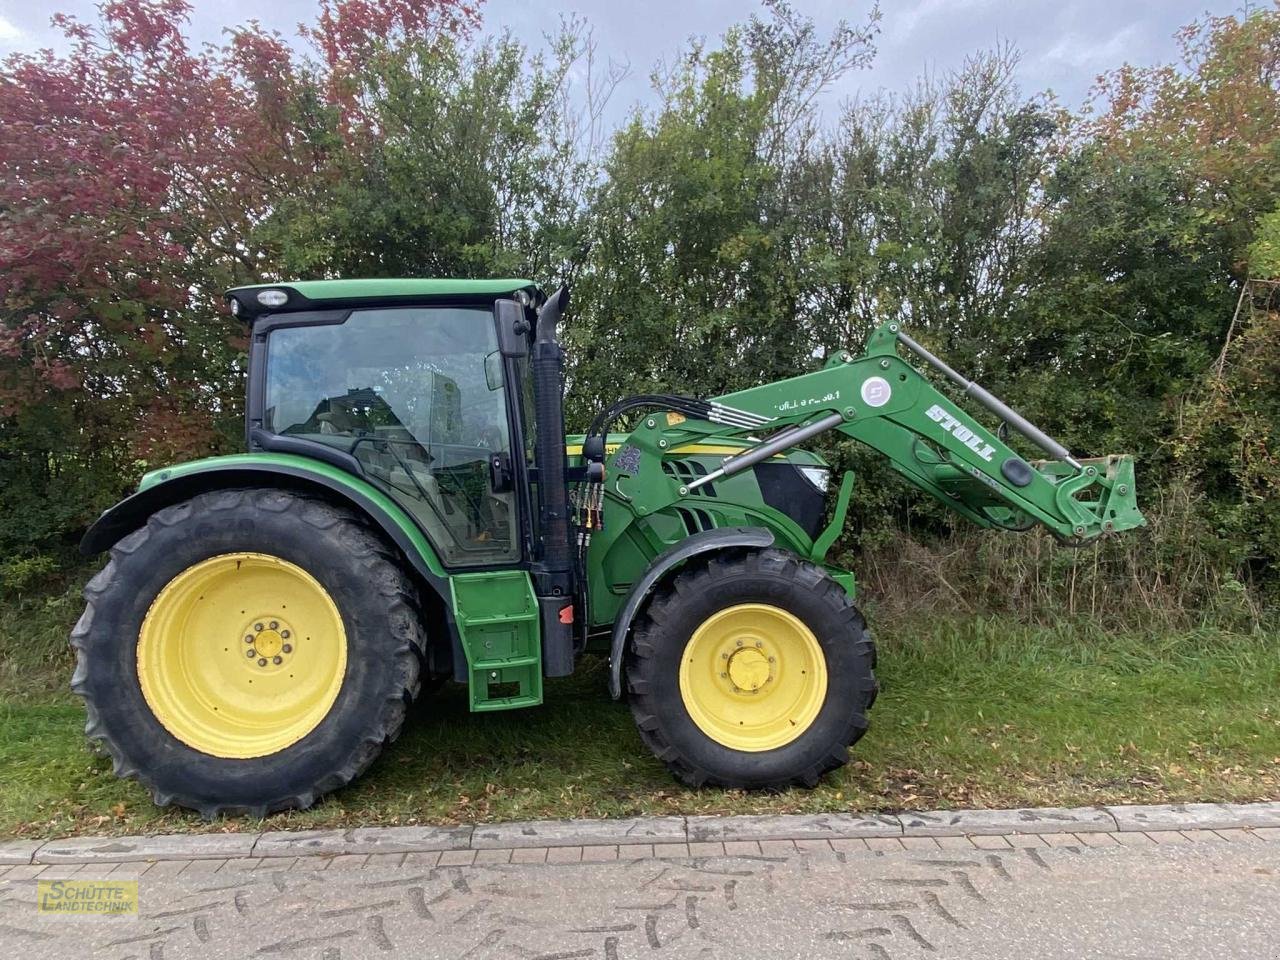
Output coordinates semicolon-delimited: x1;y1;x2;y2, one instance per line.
72;279;1144;816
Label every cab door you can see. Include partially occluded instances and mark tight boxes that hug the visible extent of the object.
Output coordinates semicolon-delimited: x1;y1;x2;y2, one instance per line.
259;304;521;567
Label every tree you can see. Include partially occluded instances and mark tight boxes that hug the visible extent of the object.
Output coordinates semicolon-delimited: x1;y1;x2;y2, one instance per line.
255;24;606;286
1064;4;1280;590
0;0;476;565
566;1;879;422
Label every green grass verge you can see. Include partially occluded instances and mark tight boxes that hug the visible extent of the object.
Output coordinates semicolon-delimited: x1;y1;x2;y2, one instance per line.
1;612;1276;838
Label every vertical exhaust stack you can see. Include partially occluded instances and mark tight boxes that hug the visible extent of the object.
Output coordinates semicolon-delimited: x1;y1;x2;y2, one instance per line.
532;287;575;676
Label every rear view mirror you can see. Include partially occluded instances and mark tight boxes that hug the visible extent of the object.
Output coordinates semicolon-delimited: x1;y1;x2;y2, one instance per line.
484;351;504;391
494;299;530;358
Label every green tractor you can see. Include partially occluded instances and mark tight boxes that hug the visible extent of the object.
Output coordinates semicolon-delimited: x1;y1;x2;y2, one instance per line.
72;279;1144;816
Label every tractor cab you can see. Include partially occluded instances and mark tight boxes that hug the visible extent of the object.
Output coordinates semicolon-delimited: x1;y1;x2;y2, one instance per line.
242;293;528;567
226;277;580;681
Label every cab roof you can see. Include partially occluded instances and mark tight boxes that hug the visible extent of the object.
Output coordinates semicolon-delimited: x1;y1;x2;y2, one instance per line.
225;278;541;322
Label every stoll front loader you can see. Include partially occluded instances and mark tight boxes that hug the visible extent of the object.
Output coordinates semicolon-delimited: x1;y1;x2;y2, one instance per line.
72;279;1144;816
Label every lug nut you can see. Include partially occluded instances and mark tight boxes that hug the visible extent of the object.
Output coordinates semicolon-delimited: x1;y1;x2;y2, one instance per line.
273;655;283;665
755;641;763;648
721;653;729;660
246;649;256;658
254;623;264;632
768;656;775;663
258;658;268;667
269;621;279;630
720;672;728;679
281;630;290;639
282;643;292;654
244;635;254;644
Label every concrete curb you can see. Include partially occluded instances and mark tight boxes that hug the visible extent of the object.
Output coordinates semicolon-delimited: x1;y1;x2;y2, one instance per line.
5;801;1279;866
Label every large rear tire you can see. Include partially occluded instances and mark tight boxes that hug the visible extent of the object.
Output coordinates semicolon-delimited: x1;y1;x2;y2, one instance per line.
625;548;877;789
71;488;424;818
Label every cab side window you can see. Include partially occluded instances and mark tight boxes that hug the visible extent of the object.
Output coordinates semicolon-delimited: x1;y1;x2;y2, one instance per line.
264;307;519;566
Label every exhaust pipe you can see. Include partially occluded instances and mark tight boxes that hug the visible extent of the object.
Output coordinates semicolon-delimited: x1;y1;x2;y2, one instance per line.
532;287;575;676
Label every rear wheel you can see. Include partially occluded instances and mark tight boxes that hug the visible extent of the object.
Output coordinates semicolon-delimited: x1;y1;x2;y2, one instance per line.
626;548;877;789
71;488;424;818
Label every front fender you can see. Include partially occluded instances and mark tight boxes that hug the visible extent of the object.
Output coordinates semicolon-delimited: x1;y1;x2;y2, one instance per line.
606;526;775;699
80;454;449;591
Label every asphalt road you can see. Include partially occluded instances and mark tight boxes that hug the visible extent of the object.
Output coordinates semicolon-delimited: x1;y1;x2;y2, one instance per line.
2;831;1277;959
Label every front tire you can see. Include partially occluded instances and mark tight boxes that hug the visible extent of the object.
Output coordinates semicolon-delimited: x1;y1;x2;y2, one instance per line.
625;548;877;789
71;488;424;818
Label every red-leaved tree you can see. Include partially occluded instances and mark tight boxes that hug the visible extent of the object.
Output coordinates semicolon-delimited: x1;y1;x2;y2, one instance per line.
0;0;477;559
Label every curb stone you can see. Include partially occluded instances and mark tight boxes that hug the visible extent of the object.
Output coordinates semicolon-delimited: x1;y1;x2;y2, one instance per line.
253;825;473;858
1103;802;1280;833
36;832;255;864
686;813;900;842
1221;802;1280;828
0;839;44;865
471;816;685;849
9;801;1280;866
899;806;1116;836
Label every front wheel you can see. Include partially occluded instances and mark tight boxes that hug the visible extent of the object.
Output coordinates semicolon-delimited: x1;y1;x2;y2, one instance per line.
625;548;877;789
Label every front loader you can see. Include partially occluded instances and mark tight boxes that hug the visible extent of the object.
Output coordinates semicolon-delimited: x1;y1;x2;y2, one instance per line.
72;279;1144;816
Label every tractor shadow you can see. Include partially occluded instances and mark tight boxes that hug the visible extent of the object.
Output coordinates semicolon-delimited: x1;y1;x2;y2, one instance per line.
335;654;692;819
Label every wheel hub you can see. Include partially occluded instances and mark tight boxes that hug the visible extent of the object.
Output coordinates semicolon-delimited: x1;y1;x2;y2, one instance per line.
243;618;295;667
726;645;771;692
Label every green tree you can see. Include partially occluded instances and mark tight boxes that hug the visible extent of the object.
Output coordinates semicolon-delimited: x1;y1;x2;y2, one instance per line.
566;1;878;422
256;25;606;284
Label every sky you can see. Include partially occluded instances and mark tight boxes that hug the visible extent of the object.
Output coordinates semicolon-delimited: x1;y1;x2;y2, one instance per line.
0;0;1246;119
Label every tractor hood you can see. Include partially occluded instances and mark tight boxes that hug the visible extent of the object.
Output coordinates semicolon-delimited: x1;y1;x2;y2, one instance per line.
566;433;832;542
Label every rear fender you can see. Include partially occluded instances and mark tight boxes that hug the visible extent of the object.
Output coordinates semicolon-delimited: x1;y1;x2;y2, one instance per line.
80;455;454;615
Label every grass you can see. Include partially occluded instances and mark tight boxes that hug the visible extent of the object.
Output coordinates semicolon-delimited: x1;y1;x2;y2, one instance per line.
1;595;1277;839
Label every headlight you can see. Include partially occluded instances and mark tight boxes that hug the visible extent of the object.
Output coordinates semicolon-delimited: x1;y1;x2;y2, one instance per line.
256;289;289;308
798;466;830;493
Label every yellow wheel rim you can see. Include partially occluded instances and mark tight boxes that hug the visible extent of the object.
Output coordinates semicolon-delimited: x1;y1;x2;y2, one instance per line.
678;603;828;752
137;553;347;759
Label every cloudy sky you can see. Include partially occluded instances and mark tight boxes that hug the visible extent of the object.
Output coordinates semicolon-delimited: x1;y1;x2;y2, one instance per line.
0;0;1242;116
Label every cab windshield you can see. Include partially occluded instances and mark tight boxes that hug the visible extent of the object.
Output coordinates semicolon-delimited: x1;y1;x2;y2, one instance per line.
263;306;518;566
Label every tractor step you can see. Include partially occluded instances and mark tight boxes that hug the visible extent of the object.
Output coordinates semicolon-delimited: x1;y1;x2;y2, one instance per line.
472;655;540;670
450;571;544;711
460;613;539;627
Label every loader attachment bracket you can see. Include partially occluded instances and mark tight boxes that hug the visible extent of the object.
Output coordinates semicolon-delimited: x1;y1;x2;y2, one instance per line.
1033;453;1143;543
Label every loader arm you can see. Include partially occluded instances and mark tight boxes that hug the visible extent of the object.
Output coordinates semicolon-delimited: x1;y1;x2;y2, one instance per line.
597;321;1144;545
